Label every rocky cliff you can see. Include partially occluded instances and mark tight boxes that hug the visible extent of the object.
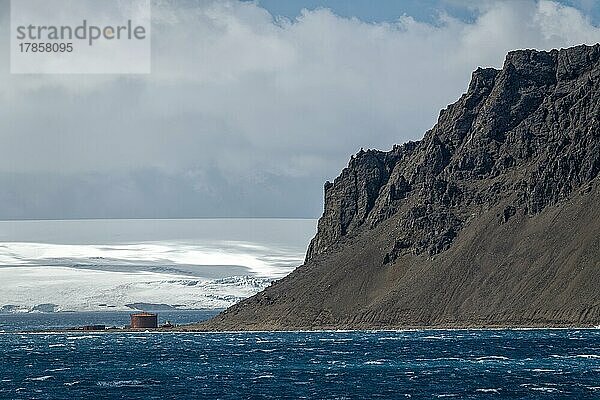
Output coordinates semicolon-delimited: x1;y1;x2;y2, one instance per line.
194;44;600;330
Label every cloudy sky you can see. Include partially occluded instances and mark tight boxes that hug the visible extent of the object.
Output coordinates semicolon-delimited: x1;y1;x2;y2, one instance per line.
1;0;599;219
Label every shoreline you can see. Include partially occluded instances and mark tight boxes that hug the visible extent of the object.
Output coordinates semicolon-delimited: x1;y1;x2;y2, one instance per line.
11;324;600;335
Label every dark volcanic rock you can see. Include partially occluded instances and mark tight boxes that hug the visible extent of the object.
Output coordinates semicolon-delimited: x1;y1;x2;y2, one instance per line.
196;44;600;330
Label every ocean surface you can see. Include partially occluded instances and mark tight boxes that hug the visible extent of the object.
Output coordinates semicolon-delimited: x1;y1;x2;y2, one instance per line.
0;219;316;312
0;324;599;399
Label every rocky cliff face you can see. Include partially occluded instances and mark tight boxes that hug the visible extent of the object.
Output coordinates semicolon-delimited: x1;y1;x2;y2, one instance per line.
195;44;600;330
308;44;600;262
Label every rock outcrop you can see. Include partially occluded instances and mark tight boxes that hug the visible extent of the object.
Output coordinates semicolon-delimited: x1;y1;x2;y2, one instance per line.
194;44;600;330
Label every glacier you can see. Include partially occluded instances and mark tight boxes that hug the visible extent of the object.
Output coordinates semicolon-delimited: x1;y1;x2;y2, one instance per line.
0;219;316;312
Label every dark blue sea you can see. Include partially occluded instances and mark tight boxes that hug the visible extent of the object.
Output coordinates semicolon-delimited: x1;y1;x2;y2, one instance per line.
1;314;599;399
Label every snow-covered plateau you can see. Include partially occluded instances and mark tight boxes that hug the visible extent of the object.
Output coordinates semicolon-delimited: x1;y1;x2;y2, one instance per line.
0;219;316;312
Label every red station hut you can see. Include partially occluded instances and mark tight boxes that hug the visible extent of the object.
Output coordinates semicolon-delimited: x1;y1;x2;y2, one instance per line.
130;312;158;329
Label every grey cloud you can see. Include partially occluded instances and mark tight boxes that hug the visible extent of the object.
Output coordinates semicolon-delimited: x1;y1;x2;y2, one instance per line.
0;0;599;219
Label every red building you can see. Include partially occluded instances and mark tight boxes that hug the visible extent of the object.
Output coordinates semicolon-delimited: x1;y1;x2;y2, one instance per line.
130;312;158;329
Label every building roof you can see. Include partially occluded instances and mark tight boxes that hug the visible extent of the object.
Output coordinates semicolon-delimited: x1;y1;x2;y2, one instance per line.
130;312;157;317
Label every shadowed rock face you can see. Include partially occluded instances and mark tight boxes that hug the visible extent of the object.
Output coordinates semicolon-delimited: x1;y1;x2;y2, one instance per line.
196;44;600;331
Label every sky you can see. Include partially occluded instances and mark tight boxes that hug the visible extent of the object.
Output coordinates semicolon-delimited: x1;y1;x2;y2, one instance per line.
1;0;600;220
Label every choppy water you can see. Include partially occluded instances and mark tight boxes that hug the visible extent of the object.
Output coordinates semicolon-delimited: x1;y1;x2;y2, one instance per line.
0;329;598;399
